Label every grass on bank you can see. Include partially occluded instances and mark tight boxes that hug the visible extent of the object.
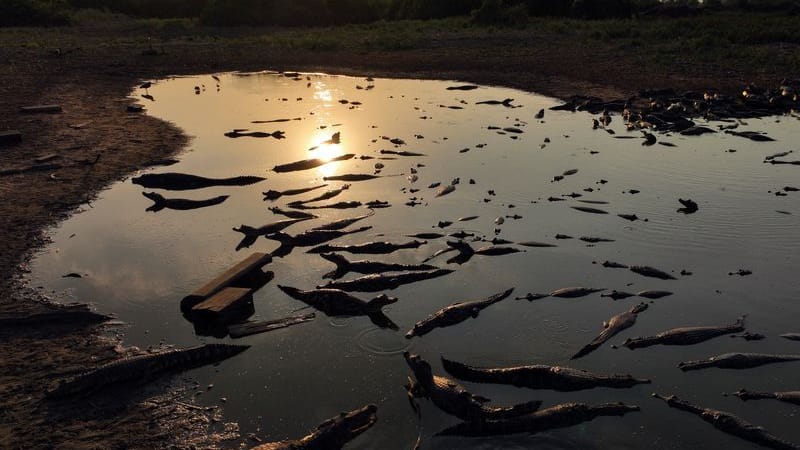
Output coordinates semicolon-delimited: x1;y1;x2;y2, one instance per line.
1;11;798;74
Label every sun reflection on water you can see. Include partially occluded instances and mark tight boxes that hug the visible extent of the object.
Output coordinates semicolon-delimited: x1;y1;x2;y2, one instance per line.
309;130;345;178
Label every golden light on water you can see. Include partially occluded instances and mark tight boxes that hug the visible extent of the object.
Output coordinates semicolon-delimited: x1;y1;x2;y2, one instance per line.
313;88;333;103
309;130;345;178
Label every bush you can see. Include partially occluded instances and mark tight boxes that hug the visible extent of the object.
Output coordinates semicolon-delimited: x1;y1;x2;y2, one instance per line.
571;0;633;19
524;0;571;16
0;0;71;26
387;0;481;20
68;0;208;18
472;0;529;25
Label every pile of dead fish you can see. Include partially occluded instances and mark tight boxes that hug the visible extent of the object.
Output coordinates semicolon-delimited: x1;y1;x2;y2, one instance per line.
50;75;800;450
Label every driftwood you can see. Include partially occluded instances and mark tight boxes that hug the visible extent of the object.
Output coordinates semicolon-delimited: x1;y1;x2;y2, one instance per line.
228;312;315;338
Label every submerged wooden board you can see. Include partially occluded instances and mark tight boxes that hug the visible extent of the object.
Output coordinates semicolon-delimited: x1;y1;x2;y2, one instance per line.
228;312;316;338
19;105;62;113
191;287;253;323
182;252;271;309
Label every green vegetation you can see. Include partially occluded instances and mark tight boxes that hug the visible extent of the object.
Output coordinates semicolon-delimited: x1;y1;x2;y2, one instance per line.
0;0;71;26
2;0;798;27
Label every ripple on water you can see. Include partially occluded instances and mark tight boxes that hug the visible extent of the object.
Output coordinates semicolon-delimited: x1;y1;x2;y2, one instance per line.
357;327;414;355
328;316;352;328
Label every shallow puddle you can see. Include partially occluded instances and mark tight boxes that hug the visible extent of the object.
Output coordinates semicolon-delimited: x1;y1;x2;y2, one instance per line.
30;72;800;449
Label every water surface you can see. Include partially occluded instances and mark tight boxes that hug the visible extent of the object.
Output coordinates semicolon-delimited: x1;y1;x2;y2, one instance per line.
30;72;800;449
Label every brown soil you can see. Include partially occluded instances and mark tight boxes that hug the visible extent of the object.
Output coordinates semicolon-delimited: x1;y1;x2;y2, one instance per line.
0;22;793;449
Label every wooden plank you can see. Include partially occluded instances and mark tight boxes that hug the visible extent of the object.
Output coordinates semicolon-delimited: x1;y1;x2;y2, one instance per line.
181;252;271;310
0;130;21;145
228;312;315;339
191;287;253;323
20;105;62;114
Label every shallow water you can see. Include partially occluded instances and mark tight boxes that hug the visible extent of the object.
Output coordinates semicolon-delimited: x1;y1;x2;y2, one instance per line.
29;72;800;449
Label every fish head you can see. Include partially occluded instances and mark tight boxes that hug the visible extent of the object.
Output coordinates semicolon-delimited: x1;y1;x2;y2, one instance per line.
368;293;398;308
403;352;434;383
315;404;378;444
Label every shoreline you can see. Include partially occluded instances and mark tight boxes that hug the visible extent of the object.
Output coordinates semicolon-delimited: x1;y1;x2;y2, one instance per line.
1;19;797;449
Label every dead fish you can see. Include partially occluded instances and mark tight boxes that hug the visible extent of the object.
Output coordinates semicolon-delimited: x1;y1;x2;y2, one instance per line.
680;126;716;136
601;261;628;269
380;150;425;157
308;132;341;150
318;253;441;280
406;233;445;240
550;287;604;298
273;154;354;173
449;231;474;239
477;99;515;107
289;185;350;206
436;185;456;197
318;269;454;292
571;206;608;214
572;302;648;359
268;207;317;220
289;201;362;210
765;151;792;161
474;246;520;256
366;200;390;208
405;288;514;339
637;290;673;299
251;118;302;124
580;236;615;243
728;269;752;276
310;211;375;231
225;130;286;139
515;293;549;301
308;240;426;255
678;198;698;214
725;130;775;141
323;174;381;182
517;241;557;248
142;192;229;212
263;184;327;201
447;85;479;91
458;216;479;222
601;290;636;300
578;200;609;205
233;217;311;250
629;265;676;280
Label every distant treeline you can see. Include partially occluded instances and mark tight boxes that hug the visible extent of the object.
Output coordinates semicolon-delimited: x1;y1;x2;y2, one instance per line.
2;0;799;27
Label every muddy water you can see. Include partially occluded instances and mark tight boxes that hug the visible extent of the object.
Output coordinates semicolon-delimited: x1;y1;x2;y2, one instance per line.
30;72;800;449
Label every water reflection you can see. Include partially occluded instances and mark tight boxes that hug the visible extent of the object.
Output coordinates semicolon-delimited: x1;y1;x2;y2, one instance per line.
28;72;800;449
